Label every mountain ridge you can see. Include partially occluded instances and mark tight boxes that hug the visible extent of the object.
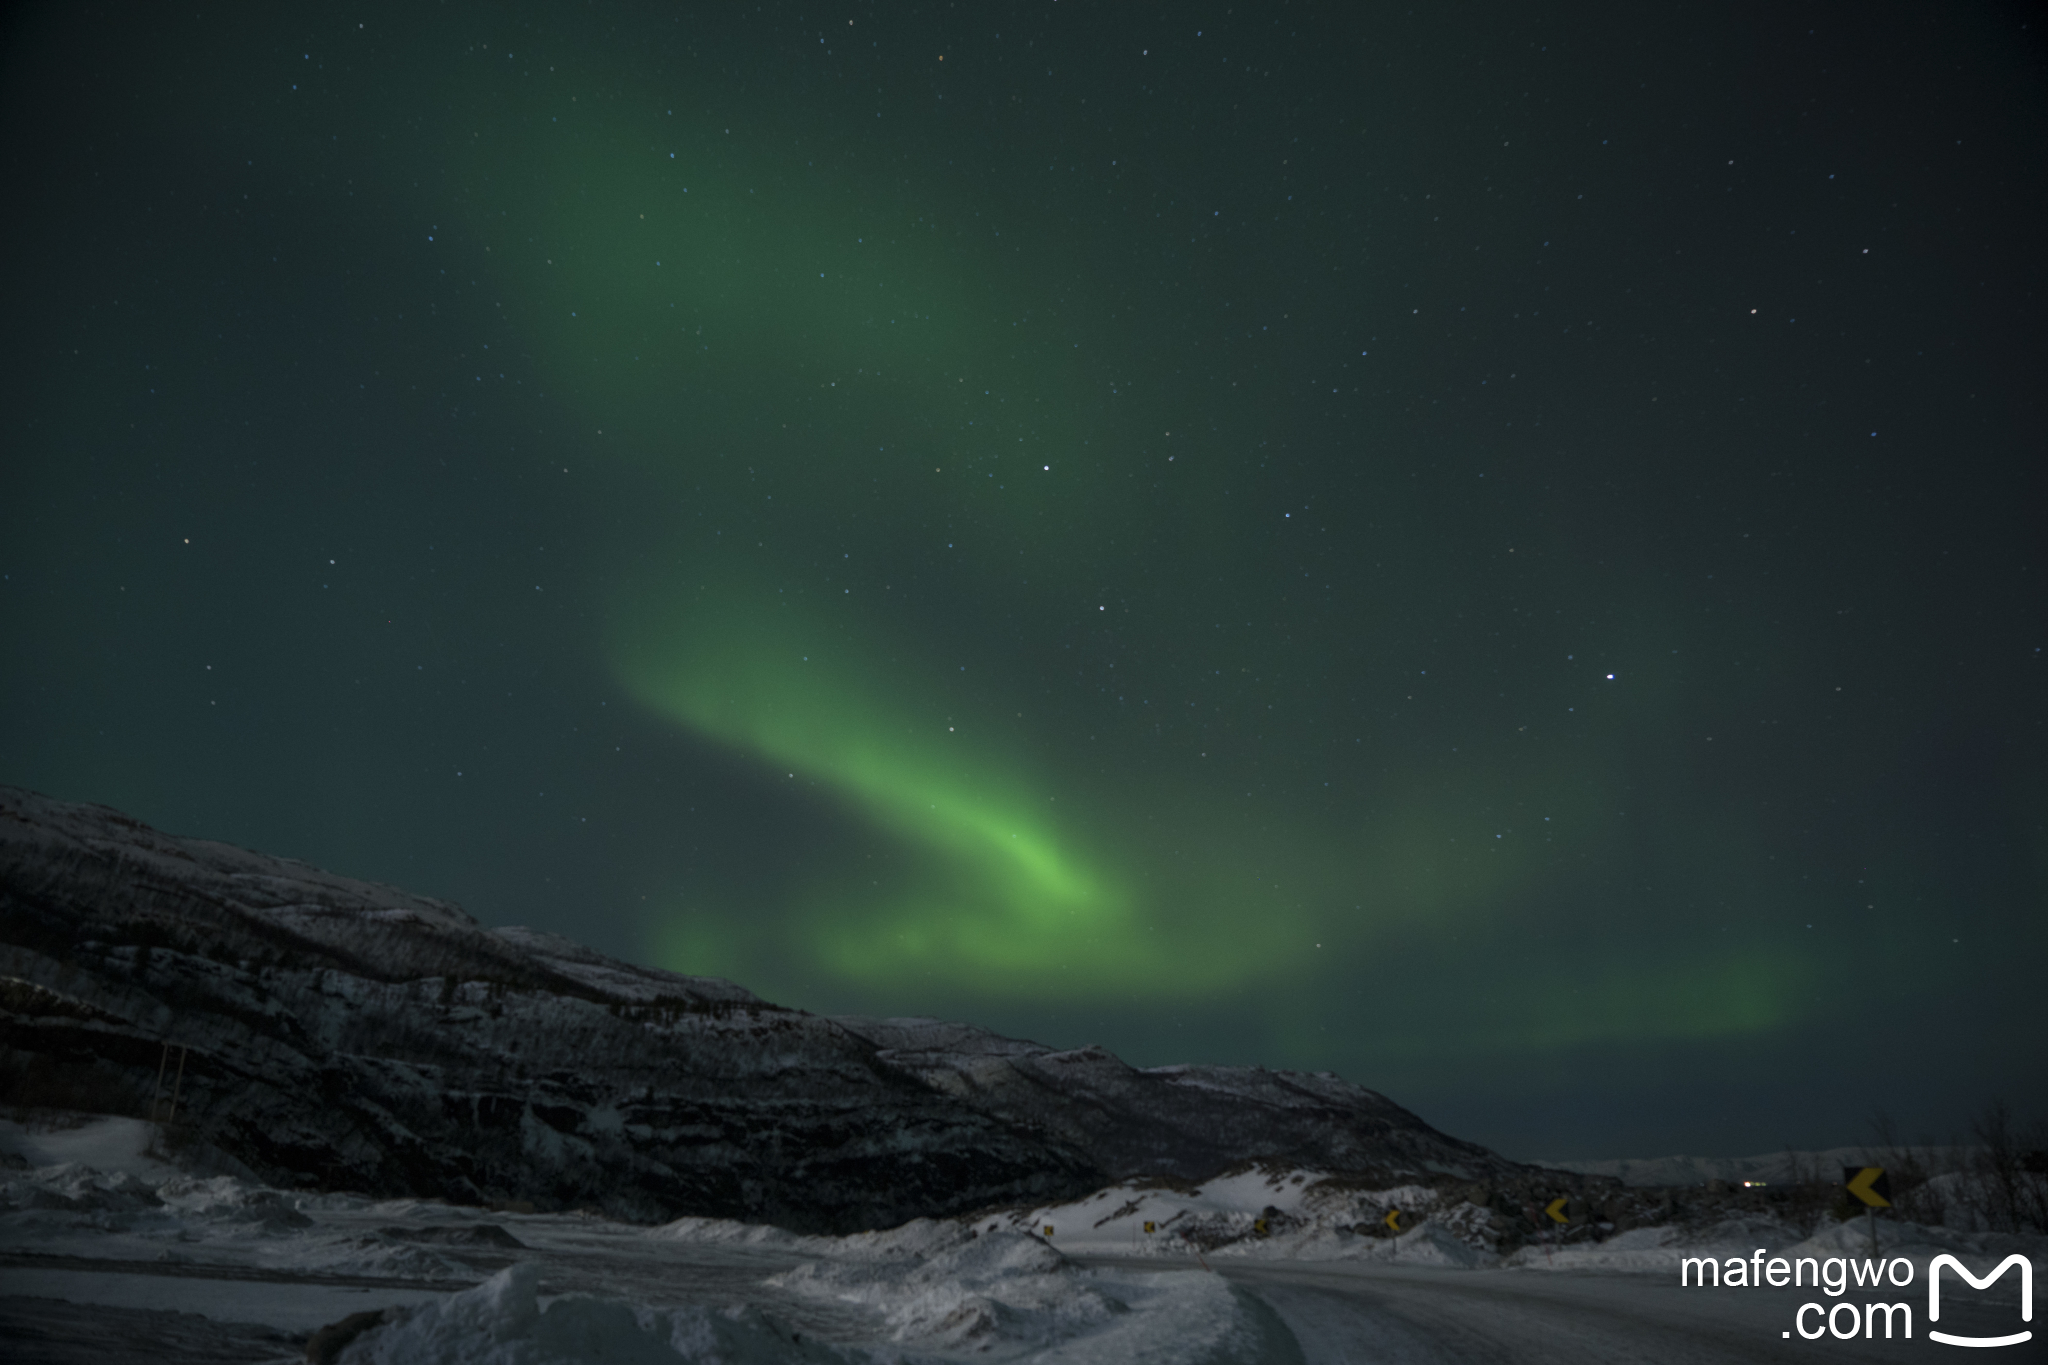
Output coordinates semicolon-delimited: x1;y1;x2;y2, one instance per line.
0;786;1557;1232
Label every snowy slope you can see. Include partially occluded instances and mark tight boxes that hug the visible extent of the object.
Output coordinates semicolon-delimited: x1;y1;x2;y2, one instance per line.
978;1166;1503;1269
841;1019;1523;1186
0;1130;1301;1363
0;786;1544;1232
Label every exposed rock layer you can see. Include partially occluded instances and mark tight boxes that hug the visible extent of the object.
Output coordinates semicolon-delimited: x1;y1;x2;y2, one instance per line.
0;787;1538;1231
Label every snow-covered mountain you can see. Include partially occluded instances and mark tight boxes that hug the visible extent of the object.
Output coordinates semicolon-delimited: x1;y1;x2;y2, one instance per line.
0;786;1544;1232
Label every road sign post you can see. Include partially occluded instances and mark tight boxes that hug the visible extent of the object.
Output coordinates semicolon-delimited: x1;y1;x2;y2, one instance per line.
1844;1167;1891;1256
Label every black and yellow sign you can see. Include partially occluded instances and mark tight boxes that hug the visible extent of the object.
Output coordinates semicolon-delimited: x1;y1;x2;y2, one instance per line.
1844;1167;1892;1208
1544;1197;1571;1225
1042;1224;1056;1237
1383;1208;1405;1232
1142;1221;1156;1234
1252;1218;1270;1237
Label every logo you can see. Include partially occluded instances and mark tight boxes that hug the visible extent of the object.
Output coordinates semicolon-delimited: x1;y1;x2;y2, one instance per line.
1687;1248;2037;1347
1928;1253;2032;1349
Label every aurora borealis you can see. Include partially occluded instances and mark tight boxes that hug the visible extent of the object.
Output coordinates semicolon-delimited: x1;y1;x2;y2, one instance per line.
2;1;2042;1159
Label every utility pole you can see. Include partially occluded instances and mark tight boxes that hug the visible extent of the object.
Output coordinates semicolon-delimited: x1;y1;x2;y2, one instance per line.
163;1045;189;1127
150;1042;171;1124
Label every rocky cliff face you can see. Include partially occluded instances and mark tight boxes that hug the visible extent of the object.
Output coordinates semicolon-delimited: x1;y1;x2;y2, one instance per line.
0;787;1533;1232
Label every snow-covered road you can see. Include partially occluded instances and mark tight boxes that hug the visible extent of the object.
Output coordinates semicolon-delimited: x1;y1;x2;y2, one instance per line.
1076;1257;2042;1364
8;1253;2035;1363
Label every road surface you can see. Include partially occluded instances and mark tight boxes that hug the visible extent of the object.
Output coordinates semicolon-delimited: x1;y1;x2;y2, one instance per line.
2;1245;2037;1362
1079;1255;2043;1365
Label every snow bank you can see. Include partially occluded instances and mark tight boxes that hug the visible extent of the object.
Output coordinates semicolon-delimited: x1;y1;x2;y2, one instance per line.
1507;1213;1812;1273
769;1225;1297;1364
333;1252;1298;1365
652;1215;1298;1360
332;1263;844;1364
3;1161;163;1213
646;1215;820;1252
1785;1216;2047;1292
0;1115;177;1180
0;1159;473;1281
1503;1224;1684;1273
772;1227;1112;1347
0;1112;258;1183
985;1165;1502;1265
1251;1220;1497;1269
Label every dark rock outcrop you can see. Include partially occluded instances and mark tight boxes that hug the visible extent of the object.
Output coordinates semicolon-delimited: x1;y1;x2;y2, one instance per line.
0;786;1534;1231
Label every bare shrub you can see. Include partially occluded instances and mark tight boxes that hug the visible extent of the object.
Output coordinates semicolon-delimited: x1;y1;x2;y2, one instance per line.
1964;1100;2048;1234
1867;1100;2048;1234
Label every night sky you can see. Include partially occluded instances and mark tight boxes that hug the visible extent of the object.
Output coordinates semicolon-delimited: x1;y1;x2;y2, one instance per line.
3;2;2043;1163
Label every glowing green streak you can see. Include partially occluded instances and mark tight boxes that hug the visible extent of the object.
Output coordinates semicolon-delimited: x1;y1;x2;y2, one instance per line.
425;67;1839;1048
445;95;1235;997
612;586;1156;991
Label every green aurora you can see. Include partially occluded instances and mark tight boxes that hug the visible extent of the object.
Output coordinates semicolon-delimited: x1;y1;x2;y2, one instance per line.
436;55;1830;1048
2;0;2040;1157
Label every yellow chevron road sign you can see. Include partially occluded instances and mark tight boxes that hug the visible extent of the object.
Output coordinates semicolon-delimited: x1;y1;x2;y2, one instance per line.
1545;1197;1571;1224
1383;1208;1404;1232
1844;1167;1892;1208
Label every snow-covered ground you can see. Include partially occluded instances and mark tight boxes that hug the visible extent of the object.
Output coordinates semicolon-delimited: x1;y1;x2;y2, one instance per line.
983;1163;2044;1290
0;1115;1294;1362
982;1166;1501;1269
3;1115;2040;1363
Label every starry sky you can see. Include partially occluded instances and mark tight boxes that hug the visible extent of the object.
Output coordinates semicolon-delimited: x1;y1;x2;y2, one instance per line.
3;1;2043;1162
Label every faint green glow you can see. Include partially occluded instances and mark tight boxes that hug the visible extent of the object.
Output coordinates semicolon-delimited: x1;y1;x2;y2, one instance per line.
1504;950;1813;1052
457;98;1321;1000
433;63;1838;1053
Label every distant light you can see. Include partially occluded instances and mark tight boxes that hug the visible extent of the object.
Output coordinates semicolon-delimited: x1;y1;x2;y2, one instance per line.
1606;673;1615;680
